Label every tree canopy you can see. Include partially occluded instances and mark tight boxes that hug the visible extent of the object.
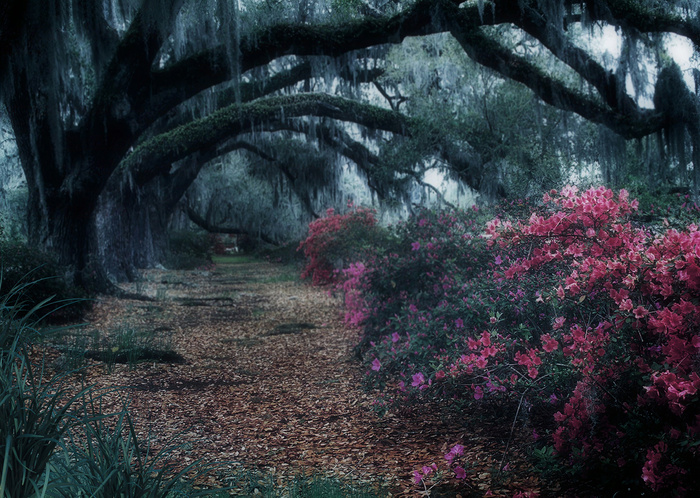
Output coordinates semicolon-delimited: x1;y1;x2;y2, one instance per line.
1;0;699;288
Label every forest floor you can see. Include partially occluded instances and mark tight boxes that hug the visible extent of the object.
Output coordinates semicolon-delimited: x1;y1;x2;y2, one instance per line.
46;256;556;497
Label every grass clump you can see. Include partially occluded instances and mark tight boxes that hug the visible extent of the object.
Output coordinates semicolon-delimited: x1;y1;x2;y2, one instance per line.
50;324;184;372
52;403;220;498
1;278;223;497
0;281;88;498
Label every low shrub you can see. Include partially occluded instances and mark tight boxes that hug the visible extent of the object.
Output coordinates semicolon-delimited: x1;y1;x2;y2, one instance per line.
164;230;212;270
298;205;390;286
0;240;89;323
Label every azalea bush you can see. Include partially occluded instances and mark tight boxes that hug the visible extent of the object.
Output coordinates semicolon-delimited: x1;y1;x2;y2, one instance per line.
303;187;700;495
484;186;700;494
298;205;386;285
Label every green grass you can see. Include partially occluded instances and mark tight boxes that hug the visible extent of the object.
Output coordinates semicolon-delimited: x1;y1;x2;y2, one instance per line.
222;469;388;497
47;324;183;372
211;255;301;284
257;270;299;284
212;255;258;265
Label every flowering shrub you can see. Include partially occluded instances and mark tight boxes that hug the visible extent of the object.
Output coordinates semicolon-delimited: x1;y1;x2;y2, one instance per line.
352;208;492;350
485;186;700;492
305;187;699;495
297;205;382;285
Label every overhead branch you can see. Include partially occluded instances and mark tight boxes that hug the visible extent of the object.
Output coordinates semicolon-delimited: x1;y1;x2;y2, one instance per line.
583;0;700;46
447;20;664;139
145;0;469;123
501;0;637;114
186;205;280;245
124;93;410;185
74;0;185;194
416;179;459;210
149;60;384;140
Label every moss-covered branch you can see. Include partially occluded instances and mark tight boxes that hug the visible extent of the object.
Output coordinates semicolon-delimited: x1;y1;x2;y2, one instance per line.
124;93;409;186
143;0;472;125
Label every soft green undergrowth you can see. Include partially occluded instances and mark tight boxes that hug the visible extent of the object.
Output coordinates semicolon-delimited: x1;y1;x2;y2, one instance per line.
46;323;183;372
223;469;387;497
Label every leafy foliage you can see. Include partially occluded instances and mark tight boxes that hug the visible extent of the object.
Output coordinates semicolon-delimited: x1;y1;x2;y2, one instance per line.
298;205;389;285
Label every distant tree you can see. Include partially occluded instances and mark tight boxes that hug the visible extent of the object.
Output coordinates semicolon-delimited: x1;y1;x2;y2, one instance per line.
1;0;699;289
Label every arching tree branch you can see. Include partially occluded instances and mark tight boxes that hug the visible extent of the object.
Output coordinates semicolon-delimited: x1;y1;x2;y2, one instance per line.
125;93;410;185
186;205;280;246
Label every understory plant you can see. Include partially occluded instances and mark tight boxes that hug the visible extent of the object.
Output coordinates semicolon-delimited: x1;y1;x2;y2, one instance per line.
298;204;387;285
1;280;221;497
1;285;87;498
51;402;218;498
304;187;700;495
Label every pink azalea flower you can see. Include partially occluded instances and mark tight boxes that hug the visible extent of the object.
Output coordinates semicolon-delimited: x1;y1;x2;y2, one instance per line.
391;332;400;343
633;306;649;319
412;372;425;387
412;470;423;484
411;241;421;251
541;334;559;352
371;358;381;371
454;466;467;479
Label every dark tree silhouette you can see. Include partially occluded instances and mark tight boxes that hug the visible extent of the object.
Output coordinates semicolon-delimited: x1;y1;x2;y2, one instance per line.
1;0;698;289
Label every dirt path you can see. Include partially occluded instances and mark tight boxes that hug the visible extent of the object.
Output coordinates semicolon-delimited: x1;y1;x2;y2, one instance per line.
60;258;547;496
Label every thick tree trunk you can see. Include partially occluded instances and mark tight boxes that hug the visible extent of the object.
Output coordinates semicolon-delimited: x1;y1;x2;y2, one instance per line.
95;186;169;282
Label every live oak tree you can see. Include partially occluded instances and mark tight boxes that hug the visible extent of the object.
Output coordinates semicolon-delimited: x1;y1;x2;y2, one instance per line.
1;0;699;289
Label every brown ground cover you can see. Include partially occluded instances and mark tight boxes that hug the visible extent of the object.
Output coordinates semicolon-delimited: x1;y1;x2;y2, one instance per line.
45;257;553;496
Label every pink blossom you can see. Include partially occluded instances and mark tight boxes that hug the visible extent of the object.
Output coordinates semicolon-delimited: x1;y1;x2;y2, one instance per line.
619;298;634;312
371;358;381;371
412;470;423;484
541;334;559;353
412;372;425;387
391;332;400;343
454;466;467;479
633;306;649;319
411;241;421;251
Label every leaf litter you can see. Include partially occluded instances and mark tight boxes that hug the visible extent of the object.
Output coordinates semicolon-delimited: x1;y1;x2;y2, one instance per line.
44;259;552;497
